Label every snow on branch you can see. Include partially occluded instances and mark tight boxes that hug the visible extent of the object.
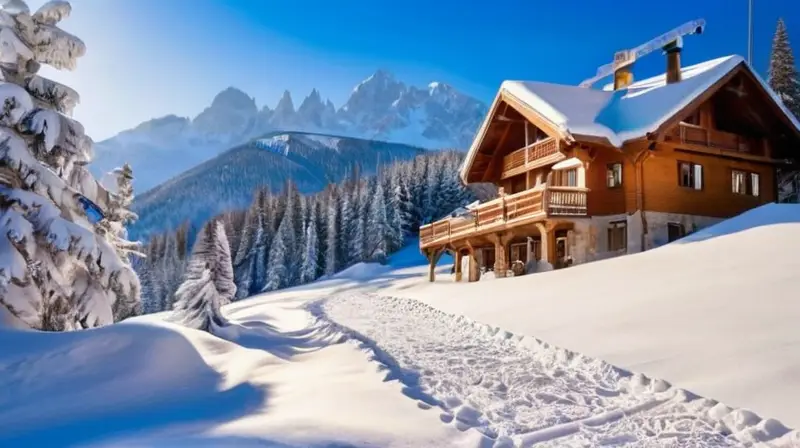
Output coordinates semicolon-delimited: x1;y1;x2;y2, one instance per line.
30;22;84;70
26;75;79;116
0;129;108;212
0;186;126;278
21;106;92;156
32;1;71;26
0;25;33;65
0;81;33;126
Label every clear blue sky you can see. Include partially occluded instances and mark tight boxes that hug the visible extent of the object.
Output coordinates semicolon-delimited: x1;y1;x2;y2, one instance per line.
31;0;800;141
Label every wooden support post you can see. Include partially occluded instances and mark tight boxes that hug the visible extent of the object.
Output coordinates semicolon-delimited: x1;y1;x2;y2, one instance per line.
465;241;480;282
534;222;552;270
454;250;463;282
488;233;514;278
426;248;444;282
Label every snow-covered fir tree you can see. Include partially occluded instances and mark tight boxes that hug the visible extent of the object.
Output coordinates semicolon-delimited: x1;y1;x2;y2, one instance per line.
325;187;341;276
300;206;320;284
172;220;236;333
769;18;800;119
366;181;390;262
264;214;292;291
0;2;140;330
389;170;411;250
102;163;142;320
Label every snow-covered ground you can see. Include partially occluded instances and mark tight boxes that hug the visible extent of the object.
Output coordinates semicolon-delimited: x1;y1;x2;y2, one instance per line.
2;203;800;446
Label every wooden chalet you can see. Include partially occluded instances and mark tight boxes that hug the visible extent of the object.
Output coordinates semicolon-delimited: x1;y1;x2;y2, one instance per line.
420;53;800;282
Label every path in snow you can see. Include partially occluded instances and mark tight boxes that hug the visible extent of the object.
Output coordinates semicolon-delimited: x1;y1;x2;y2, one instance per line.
314;294;796;447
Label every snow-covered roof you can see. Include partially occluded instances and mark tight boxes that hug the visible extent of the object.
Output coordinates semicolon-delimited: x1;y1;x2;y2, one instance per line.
461;55;800;183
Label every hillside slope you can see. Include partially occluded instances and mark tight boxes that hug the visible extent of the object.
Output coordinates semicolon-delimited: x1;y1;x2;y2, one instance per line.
129;131;425;240
376;203;800;431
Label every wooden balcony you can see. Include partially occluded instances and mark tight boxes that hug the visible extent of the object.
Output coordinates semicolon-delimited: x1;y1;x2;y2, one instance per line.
500;137;565;180
419;185;588;249
665;123;768;158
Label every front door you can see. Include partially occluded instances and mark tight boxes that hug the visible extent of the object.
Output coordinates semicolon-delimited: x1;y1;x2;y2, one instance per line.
554;230;571;269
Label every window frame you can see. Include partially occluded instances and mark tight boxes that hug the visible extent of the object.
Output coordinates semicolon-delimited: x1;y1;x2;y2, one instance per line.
667;222;685;243
554;168;578;187
607;220;627;252
677;161;704;190
731;169;760;197
606;163;623;188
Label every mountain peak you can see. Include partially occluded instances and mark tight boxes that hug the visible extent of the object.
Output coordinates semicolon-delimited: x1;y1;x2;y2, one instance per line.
210;87;255;110
276;90;295;113
371;68;394;80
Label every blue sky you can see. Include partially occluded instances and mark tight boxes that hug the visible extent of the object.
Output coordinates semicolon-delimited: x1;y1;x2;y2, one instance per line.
32;0;799;141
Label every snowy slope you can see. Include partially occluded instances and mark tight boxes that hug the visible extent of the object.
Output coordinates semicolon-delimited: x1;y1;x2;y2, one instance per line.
0;304;486;447
92;72;486;193
373;203;800;432
3;204;799;446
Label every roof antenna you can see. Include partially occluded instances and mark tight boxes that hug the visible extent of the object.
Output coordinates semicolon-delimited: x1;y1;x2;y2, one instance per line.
747;0;754;65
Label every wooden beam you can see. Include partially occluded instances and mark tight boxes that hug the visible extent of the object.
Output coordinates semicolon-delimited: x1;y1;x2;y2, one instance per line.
481;121;513;183
661;141;785;165
500;90;564;140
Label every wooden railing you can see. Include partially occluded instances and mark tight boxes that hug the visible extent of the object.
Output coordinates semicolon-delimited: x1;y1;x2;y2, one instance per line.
547;186;588;216
668;123;763;155
419;185;586;248
501;137;561;176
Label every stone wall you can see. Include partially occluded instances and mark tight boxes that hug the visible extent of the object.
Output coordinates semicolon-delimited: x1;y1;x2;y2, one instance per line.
565;211;721;267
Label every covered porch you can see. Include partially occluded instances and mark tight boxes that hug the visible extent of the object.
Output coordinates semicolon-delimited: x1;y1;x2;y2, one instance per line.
422;220;576;283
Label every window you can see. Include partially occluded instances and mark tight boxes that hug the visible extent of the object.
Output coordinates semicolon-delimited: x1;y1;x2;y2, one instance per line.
678;161;703;190
606;163;623;188
607;221;627;252
732;170;760;196
667;223;685;243
555;168;578;187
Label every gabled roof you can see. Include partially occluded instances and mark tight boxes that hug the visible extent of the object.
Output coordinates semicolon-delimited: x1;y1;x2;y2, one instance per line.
461;55;800;183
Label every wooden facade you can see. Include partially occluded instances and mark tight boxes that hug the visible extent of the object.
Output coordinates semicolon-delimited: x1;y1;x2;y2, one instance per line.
421;59;800;282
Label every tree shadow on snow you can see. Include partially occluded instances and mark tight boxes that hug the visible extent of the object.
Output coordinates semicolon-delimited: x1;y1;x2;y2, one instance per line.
221;319;344;360
0;323;268;447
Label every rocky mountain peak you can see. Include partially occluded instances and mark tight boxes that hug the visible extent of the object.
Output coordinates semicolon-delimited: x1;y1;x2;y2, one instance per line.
209;87;257;111
275;90;295;114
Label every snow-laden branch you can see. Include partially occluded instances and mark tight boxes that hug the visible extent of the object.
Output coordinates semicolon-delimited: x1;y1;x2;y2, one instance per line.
0;128;108;213
26;75;80;116
32;1;71;26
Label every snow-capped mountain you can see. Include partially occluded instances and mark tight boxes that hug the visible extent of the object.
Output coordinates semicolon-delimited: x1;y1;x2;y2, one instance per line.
91;71;487;192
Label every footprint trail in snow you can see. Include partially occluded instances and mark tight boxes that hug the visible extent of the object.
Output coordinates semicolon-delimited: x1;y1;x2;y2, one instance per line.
317;294;796;447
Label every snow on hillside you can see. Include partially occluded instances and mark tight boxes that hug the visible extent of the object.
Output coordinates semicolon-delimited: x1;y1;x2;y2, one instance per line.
375;203;800;434
2;204;799;446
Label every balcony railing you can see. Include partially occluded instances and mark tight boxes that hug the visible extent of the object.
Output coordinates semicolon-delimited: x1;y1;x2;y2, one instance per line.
500;137;564;179
419;185;588;248
667;123;764;155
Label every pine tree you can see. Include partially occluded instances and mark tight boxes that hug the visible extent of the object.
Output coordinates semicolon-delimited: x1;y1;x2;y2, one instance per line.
104;163;142;321
300;206;320;284
0;2;140;330
325;188;341;276
172;220;236;333
388;172;411;251
769;18;800;119
366;182;390;262
264;214;292;291
314;196;327;279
